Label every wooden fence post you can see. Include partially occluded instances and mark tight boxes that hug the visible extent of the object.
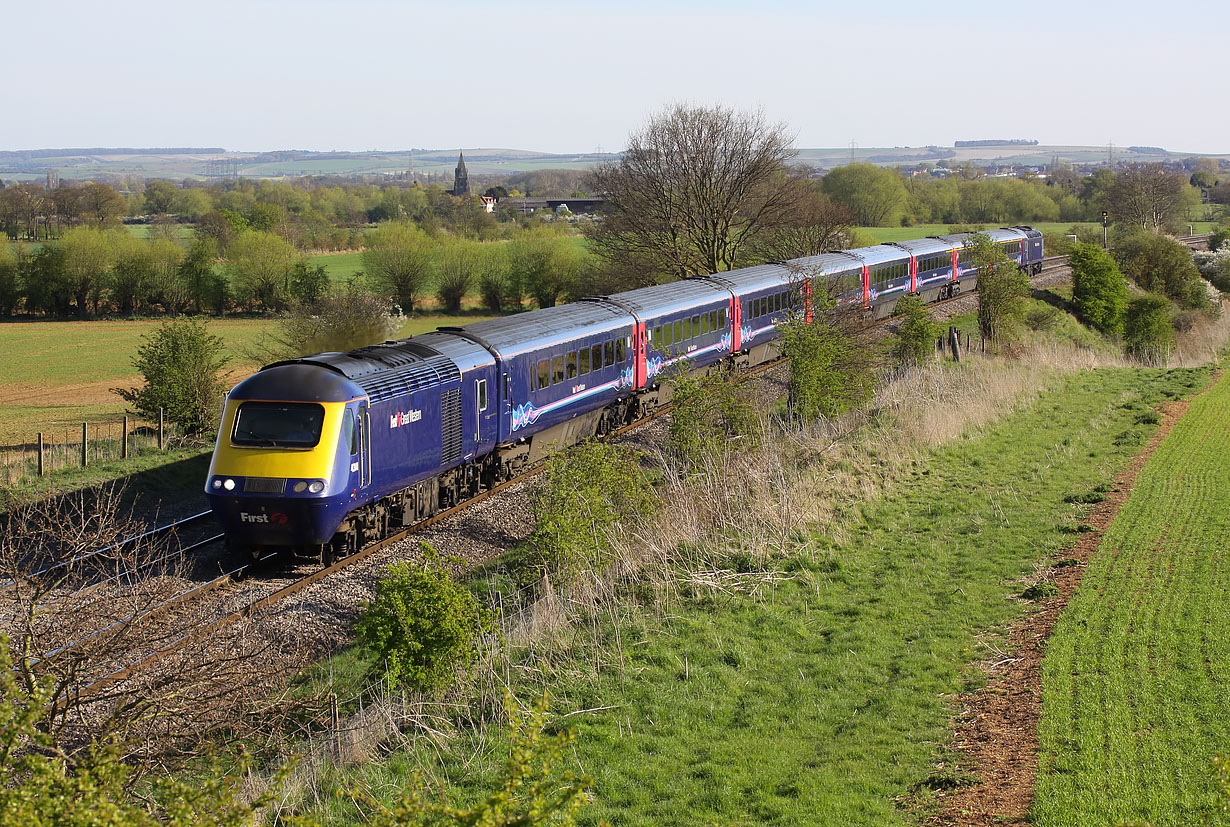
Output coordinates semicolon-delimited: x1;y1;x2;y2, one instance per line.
122;415;128;459
158;408;164;450
37;433;44;477
81;422;88;467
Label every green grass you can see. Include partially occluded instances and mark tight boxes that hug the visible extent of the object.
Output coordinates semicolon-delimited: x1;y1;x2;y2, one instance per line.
1034;369;1230;826
293;365;1206;826
860;222;1219;245
306;251;366;283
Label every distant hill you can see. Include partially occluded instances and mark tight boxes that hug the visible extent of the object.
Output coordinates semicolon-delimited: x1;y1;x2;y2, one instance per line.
0;144;1226;184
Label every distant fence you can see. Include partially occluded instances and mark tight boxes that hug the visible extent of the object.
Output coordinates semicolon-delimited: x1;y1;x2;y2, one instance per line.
0;409;184;485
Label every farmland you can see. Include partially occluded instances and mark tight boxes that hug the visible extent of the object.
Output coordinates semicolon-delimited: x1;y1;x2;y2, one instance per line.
0;313;495;445
1034;370;1230;826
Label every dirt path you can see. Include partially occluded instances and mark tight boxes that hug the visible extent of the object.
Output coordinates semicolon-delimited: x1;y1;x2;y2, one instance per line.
927;372;1220;826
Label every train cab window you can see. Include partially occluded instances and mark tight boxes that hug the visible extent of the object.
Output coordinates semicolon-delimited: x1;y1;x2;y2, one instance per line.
536;360;550;390
343;410;357;455
616;337;626;362
579;347;590;374
591;344;603;371
551;355;565;385
232;401;325;449
566;351;577;380
604;340;615;365
477;379;488;412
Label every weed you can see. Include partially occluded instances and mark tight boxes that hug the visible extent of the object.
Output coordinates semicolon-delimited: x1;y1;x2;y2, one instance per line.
1021;581;1060;601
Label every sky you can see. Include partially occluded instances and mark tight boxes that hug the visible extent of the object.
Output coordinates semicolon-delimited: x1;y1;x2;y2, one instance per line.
1;0;1226;155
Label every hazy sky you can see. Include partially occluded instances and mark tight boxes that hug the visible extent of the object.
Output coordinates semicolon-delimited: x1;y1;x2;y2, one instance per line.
3;0;1226;154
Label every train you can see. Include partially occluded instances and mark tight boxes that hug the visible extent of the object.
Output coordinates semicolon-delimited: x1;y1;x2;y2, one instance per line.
205;226;1044;564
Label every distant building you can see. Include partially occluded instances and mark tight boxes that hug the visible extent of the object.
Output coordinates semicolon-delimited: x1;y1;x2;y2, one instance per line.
501;196;606;214
480;195;496;213
452;151;469;196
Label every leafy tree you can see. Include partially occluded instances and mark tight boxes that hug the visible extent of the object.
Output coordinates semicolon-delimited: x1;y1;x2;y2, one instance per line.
115;318;228;435
1068;242;1128;335
1113;231;1207;309
0;243;17;316
171;187;214;221
584;103;800;282
289;259;329;305
509;236;567;308
180;238;225;314
58;226;112;318
776;289;872;421
967;232;1029;346
821;163;908;226
225;229;297;311
1123;294;1174;364
146;237;188;312
667;368;758;462
356;546;489;692
434;239;479;314
363;221;436;312
143;180;178;214
1209;226;1230;253
78;181;126;227
891;294;939;366
108;229;154;316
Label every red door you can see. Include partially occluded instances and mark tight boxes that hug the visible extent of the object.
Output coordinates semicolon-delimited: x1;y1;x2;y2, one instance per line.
731;296;742;352
634;321;647;389
862;265;871;306
951;249;959;282
909;256;918;294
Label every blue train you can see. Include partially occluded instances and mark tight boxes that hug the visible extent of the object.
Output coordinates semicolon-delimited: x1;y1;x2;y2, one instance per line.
205;227;1044;564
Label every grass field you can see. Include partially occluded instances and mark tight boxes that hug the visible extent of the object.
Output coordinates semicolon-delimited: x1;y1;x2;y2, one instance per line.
0;313;496;447
860;221;1219;244
1034;370;1230;826
306;251;366;282
291;364;1205;826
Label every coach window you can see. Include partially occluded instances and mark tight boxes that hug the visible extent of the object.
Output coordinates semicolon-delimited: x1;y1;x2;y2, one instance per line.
700;313;710;335
718;308;726;328
552;355;565;385
536;360;550;390
591;344;603;371
710;310;719;331
667;319;677;343
566;351;577;380
692;314;700;336
683;316;692;340
579;347;590;375
616;337;627;362
653;325;661;347
604;340;615;365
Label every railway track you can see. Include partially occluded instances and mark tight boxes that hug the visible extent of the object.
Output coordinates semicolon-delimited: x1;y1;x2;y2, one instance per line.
50;234;1220;701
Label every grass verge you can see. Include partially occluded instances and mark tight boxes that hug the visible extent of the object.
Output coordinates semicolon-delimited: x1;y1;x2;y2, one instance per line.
1034;369;1230;826
285;361;1208;826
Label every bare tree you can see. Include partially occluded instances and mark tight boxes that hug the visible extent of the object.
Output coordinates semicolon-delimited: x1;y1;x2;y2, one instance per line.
741;182;855;263
1109;163;1189;232
584;104;799;283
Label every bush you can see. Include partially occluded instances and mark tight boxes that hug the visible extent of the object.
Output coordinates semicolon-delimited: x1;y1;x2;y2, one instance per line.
1123;294;1175;364
667;367;758;462
522;442;656;586
891;295;939;366
114;318;228;435
1068;242;1128;335
356;545;489;693
777;302;872;421
290;259;330;305
967;232;1030;346
1208;226;1230;253
1113;231;1207;309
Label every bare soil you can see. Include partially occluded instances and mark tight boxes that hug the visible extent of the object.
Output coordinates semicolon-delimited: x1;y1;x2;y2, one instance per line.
927;378;1212;826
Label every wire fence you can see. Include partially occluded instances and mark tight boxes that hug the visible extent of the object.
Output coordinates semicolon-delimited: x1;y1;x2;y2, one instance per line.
0;410;183;486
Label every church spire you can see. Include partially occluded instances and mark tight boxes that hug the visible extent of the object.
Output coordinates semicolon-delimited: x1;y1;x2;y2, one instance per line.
453;151;469;196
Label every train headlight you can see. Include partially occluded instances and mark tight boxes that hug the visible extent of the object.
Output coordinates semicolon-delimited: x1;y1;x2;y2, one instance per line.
223;478;236;491
308;480;325;494
293;481;308;493
211;479;222;490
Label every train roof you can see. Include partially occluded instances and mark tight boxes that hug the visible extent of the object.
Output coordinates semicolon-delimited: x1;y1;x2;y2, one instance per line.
832;244;911;267
229;363;366;404
935;227;1028;246
703;262;794;294
593;278;731;317
885;238;956;255
447;301;632;358
263;341;463;404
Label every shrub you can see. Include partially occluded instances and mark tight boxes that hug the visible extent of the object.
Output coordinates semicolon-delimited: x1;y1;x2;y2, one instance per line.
1208;226;1230;253
1113;231;1207;309
967;232;1030;346
114;318;228;435
356;545;489;693
522;442;656;586
891;295;939;366
777;302;873;421
1069;242;1128;335
667;367;758;463
290;259;330;305
1123;294;1175;364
